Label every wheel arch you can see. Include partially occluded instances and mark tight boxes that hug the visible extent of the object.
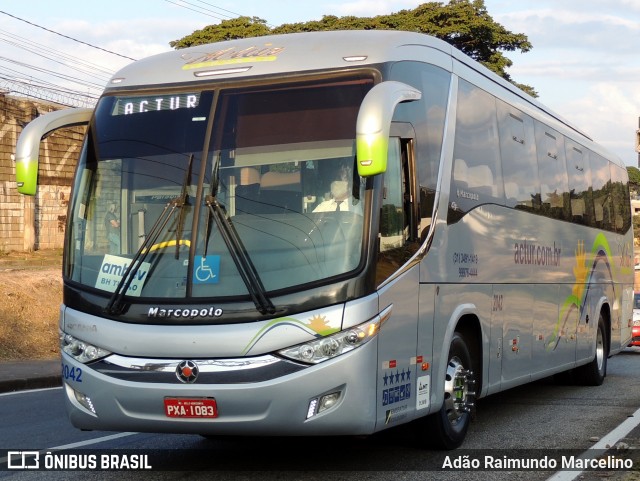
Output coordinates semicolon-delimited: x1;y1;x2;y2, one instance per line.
454;314;483;398
598;300;611;356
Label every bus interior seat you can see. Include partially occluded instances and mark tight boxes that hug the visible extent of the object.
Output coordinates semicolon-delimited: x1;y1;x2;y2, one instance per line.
261;171;301;191
235;167;261;214
258;170;302;214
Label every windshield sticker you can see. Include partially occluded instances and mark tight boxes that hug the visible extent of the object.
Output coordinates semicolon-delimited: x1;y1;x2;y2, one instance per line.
193;255;220;284
95;254;151;297
181;45;285;70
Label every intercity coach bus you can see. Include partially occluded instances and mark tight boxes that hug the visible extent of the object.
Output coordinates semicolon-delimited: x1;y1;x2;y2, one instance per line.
15;30;634;449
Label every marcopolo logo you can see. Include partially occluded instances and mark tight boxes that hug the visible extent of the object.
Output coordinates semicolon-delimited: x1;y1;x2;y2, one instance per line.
148;306;223;319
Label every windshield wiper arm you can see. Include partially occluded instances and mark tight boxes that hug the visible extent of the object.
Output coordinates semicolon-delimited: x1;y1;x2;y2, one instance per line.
105;154;194;316
174;153;194;260
104;199;182;315
205;194;275;315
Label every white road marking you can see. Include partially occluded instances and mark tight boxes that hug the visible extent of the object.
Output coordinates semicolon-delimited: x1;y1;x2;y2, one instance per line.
0;432;139;465
0;386;62;397
546;404;640;481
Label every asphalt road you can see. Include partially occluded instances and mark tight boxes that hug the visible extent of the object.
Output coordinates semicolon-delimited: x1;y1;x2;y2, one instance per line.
1;347;640;481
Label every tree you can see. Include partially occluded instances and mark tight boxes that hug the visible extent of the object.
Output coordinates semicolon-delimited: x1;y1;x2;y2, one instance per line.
170;16;270;47
170;0;535;96
628;166;640;191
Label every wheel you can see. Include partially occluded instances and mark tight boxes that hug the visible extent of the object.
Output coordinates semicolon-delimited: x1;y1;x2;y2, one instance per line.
421;332;477;449
576;313;608;386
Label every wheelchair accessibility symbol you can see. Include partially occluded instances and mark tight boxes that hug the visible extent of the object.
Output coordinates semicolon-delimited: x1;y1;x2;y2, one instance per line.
193;255;220;284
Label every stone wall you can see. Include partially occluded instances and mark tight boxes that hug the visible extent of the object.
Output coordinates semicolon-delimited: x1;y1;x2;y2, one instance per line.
0;95;84;252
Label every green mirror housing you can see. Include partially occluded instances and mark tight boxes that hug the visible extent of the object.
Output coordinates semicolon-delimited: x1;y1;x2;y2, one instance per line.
355;81;421;177
15;108;93;195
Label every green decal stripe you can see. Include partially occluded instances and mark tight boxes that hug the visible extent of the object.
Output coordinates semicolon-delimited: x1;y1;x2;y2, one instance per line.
241;317;339;355
552;234;611;350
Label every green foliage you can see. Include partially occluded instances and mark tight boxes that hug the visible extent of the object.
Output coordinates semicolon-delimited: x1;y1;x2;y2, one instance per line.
170;1;535;96
628;166;640;189
169;17;270;47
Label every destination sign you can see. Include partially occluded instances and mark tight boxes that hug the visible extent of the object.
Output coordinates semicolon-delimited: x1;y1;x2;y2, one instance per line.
112;93;200;116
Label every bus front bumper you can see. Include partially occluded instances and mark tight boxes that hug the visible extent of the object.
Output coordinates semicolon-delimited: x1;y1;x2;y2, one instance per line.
61;340;378;436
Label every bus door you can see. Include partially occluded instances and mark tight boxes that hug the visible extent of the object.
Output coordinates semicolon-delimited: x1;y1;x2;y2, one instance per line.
374;135;422;430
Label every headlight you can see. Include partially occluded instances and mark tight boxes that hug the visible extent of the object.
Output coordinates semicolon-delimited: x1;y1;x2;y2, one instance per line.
60;330;111;363
278;314;383;364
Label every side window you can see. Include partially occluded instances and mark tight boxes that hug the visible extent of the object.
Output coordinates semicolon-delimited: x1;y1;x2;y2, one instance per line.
497;100;540;211
390;61;451;239
376;137;417;286
610;164;631;233
535;123;570;221
565;140;594;226
590;153;612;231
449;79;503;223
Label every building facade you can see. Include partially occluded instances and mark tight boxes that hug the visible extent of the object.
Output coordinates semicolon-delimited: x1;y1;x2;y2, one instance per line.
0;95;84;251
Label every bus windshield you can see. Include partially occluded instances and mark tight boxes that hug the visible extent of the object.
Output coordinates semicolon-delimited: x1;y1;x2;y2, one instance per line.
65;75;374;301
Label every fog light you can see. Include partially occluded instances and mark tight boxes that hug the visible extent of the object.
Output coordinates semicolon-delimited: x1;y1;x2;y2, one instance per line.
306;398;318;419
318;392;340;413
66;383;97;415
75;391;96;414
306;391;341;419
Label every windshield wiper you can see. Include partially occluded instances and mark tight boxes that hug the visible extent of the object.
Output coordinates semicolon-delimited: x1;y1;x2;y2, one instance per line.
205;194;275;315
104;154;194;315
174;154;193;259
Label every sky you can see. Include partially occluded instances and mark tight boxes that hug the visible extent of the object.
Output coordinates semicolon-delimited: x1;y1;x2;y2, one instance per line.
1;0;639;166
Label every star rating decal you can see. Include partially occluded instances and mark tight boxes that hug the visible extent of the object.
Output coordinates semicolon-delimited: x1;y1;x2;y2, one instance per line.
381;367;412;406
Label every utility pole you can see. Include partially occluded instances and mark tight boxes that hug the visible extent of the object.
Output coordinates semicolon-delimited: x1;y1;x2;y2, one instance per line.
637;116;640;167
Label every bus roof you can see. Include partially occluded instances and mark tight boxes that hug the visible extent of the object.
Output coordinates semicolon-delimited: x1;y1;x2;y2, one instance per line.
104;30;619;165
107;30;451;88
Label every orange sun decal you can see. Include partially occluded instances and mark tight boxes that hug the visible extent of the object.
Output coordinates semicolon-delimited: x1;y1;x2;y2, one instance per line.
307;315;338;336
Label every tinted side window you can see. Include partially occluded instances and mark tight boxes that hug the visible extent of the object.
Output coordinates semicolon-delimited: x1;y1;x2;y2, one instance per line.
610;164;631;233
377;137;418;286
565;140;594;226
449;79;503;223
535;123;570;221
590;153;612;231
497;100;540;211
391;62;450;193
391;62;451;235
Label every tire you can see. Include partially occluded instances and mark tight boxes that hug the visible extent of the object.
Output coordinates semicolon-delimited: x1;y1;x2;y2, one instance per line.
576;314;608;386
421;332;476;449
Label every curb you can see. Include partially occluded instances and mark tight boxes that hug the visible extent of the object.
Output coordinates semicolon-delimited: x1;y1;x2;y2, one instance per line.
0;375;62;394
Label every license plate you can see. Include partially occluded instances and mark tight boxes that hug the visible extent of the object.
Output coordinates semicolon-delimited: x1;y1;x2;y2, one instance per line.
164;397;218;418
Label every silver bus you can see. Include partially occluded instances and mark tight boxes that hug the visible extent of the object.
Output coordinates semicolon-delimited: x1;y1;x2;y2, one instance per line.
15;30;634;449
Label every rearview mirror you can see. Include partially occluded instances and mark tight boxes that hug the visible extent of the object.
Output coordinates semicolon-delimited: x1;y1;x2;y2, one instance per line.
15;108;92;195
355;81;421;177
